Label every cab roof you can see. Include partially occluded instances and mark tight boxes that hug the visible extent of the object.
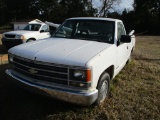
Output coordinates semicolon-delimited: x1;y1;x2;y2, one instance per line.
68;17;122;22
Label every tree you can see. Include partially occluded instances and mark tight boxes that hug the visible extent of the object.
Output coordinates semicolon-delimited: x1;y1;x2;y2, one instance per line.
98;0;121;17
0;0;8;25
27;0;96;23
33;0;60;21
134;0;160;34
4;0;34;21
59;0;94;17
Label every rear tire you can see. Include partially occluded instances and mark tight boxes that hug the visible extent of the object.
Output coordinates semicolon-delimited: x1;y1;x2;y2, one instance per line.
127;49;133;64
127;53;132;64
95;72;110;105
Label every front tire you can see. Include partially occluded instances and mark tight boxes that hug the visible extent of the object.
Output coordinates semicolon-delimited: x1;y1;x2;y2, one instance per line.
95;72;110;105
127;48;134;64
26;39;35;42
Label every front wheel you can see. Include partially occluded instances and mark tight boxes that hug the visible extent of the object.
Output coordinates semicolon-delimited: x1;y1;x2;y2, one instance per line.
95;72;110;105
26;39;35;42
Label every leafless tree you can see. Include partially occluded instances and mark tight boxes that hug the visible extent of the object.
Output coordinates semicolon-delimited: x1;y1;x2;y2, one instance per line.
98;0;121;17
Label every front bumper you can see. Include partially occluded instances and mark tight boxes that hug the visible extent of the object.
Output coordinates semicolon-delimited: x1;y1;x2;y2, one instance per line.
1;38;23;48
6;69;98;106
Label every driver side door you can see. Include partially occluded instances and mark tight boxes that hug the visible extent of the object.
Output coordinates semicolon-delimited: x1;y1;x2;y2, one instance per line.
116;22;129;70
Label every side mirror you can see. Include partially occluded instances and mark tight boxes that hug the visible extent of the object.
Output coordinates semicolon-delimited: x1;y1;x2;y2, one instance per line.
129;30;135;36
40;30;45;33
121;35;131;43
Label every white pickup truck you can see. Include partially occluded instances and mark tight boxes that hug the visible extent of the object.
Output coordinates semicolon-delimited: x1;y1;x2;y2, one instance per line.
6;17;135;106
1;22;51;48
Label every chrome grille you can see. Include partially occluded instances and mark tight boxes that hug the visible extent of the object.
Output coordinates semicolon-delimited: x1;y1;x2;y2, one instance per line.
12;56;69;85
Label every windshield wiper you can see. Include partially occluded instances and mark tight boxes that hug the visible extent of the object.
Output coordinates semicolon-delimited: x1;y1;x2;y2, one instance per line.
70;37;106;42
70;37;89;40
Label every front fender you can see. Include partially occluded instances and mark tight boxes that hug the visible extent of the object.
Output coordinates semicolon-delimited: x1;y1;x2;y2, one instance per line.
85;45;116;89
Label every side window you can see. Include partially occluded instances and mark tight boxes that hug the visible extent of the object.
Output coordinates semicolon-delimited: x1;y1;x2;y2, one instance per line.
41;25;49;32
117;22;126;42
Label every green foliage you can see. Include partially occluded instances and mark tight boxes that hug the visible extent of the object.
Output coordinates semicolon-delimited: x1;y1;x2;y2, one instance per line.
0;0;8;25
133;0;160;34
0;0;96;24
108;0;160;35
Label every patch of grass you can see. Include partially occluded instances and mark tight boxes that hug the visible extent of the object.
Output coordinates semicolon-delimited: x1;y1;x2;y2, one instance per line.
0;36;159;120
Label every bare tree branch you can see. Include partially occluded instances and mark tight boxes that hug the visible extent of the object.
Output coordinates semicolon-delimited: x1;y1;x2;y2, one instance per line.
98;0;121;17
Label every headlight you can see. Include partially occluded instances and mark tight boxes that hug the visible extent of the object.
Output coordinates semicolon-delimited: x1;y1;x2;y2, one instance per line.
9;54;14;63
69;68;91;88
70;69;91;82
74;70;86;79
15;35;21;39
15;35;25;40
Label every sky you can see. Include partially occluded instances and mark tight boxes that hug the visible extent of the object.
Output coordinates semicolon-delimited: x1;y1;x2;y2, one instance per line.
92;0;134;14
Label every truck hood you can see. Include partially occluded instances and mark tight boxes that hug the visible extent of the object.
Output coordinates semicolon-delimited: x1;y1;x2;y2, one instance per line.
4;30;38;35
9;38;112;67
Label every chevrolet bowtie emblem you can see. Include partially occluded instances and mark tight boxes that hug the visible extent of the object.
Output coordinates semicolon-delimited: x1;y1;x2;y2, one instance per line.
29;68;38;74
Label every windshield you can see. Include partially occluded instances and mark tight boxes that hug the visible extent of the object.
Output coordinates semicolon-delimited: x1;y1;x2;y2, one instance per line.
53;20;115;44
23;24;41;31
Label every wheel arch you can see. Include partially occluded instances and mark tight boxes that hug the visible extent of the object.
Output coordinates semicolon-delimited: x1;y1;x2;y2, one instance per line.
97;65;114;85
96;65;114;89
104;65;114;80
26;38;36;42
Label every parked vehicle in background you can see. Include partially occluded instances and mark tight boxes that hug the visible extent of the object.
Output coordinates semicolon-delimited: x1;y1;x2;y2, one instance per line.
6;17;135;106
45;21;60;34
1;22;52;49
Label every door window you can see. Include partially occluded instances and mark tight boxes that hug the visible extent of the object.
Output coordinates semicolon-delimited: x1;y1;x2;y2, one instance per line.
41;25;49;32
117;22;126;45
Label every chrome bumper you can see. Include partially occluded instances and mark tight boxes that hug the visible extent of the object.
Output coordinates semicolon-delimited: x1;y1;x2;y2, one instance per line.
6;69;98;106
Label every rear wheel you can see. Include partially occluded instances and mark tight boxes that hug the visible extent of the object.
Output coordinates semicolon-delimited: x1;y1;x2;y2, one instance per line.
95;72;110;105
127;48;134;64
127;53;132;64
